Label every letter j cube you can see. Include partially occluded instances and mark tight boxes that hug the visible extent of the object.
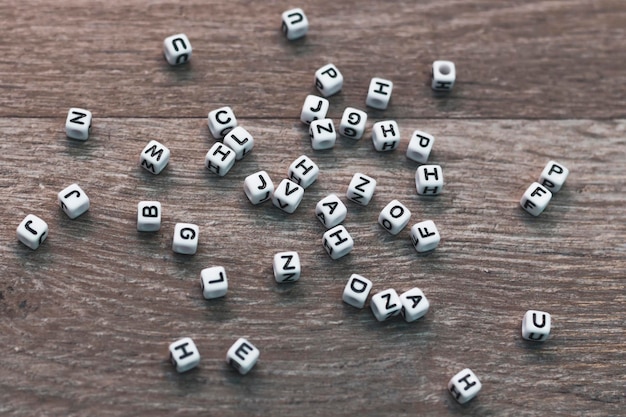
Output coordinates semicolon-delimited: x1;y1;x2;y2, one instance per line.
17;214;48;250
448;368;482;404
520;182;552;216
227;337;260;375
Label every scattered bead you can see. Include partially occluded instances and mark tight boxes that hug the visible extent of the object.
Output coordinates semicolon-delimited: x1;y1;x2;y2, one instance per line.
342;274;373;309
140;140;170;175
244;170;274;204
522;310;551;341
309;118;337;150
378;199;411;235
539;160;569;193
288;155;319;189
415;164;444;195
339;107;368;140
169;337;200;373
200;266;228;299
208;106;237;139
137;201;161;232
315;194;347;229
301;95;329;125
58;183;90;219
399;288;429;322
406;130;435;163
370;288;401;321
432;60;456;91
272;179;304;214
65;108;92;141
346;173;376;206
520;182;552;216
448;368;481;404
226;337;259;375
315;63;343;97
372;120;400;151
410;220;440;252
163;33;192;65
273;251;301;283
281;8;308;40
17;214;48;250
366;77;393;110
172;223;199;255
322;225;354;259
224;126;254;160
205;142;236;176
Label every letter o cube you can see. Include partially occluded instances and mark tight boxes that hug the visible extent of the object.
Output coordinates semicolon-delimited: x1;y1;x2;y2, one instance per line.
208;106;237;139
137;201;161;232
342;274;373;309
201;266;228;299
172;223;199;255
205;142;236;176
227;337;259;375
273;251;301;283
322;225;354;260
448;368;481;404
169;337;200;373
244;170;274;205
366;77;393;110
140;140;170;175
281;8;308;40
432;60;456;91
339;107;368;140
163;33;192;65
58;183;89;219
406;130;435;163
301;95;329;125
410;220;440;253
378;200;411;235
372;120;400;152
370;289;401;321
65;108;92;141
316;194;347;229
539;160;569;193
17;214;48;250
315;63;343;97
272;179;304;214
520;182;552;216
400;288;429;322
310;119;336;150
522;310;551;341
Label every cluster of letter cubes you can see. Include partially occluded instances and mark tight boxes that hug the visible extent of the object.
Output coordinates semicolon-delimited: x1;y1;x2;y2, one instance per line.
520;161;569;216
169;336;260;375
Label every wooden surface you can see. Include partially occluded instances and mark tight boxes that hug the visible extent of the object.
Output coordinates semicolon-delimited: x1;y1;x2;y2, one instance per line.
1;1;625;416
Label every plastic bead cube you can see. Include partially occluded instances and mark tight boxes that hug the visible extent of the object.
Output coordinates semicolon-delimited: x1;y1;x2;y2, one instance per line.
432;60;456;91
224;126;254;160
288;155;319;189
310;118;336;150
366;77;393;110
520;182;552;216
301;95;329;125
205;142;236;176
400;288;429;322
65;108;92;141
137;201;161;232
322;225;354;260
539;160;569;193
273;251;301;283
316;194;347;229
370;289;401;321
448;368;481;404
140;140;170;175
172;223;199;255
339;107;368;140
522;310;551;341
163;33;192;65
227;337;259;375
244;170;274;205
200;266;228;299
315;63;343;97
281;8;308;40
372;120;400;151
208;106;237;139
272;179;304;214
342;274;373;309
346;173;376;206
406;130;435;163
169;337;200;373
17;214;48;250
378;200;411;235
58;183;90;219
410;220;440;253
415;165;444;195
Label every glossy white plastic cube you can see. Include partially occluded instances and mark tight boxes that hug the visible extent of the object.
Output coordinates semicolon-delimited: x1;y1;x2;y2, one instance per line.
522;310;551;341
244;170;274;204
316;194;347;228
322;225;354;260
432;60;456;91
346;173;376;206
17;214;48;250
163;33;192;65
208;106;237;139
339;107;368;140
315;63;343;97
65;108;92;140
410;220;440;252
140;140;170;175
273;251;301;283
370;289;401;321
301;95;329;125
281;8;308;40
58;183;89;219
400;288;429;322
200;266;228;299
223;126;254;160
448;368;481;404
342;274;373;309
272;179;304;214
172;223;199;255
227;337;259;375
169;337;200;373
137;201;161;232
378;200;411;235
415;165;444;195
366;77;393;110
205;142;236;176
520;182;552;216
310;118;336;150
406;130;435;163
539;160;569;193
372;120;400;151
288;155;319;189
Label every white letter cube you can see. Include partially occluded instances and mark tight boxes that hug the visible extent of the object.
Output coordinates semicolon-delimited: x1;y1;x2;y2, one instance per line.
406;130;435;163
169;337;200;373
301;95;329;125
316;194;347;229
310;118;336;150
410;220;440;252
201;266;228;299
172;223;199;255
339;107;368;140
223;126;254;160
163;33;192;65
208;106;237;139
342;274;373;309
58;183;89;219
520;182;552;216
273;251;301;283
137;201;161;232
244;170;274;204
272;179;304;214
372;120;400;151
370;289;401;321
315;63;343;97
432;60;456;91
522;310;551;341
227;337;259;375
65;108;92;141
281;8;308;40
322;225;354;260
17;214;48;250
140;140;170;175
448;368;481;404
346;173;376;206
366;77;393;110
539;160;569;193
205;142;236;176
416;165;444;195
378;200;411;235
400;288;429;322
288;155;319;189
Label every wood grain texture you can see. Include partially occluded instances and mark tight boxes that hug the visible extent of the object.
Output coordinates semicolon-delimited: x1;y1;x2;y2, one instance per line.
1;1;625;416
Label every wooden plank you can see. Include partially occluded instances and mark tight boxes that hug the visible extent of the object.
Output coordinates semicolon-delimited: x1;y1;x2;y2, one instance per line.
0;117;624;415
